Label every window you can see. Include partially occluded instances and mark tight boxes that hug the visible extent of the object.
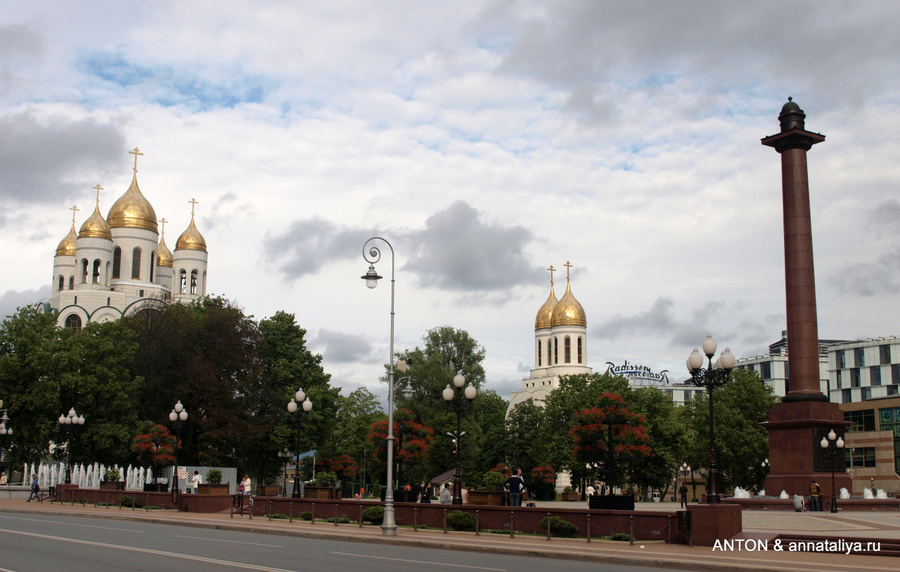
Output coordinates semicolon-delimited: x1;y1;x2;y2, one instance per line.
57;275;64;292
180;270;187;294
851;368;861;388
131;248;141;279
564;336;571;363
547;342;552;367
92;259;101;283
855;347;865;367
837;350;846;369
847;447;876;468
150;251;155;282
889;385;899;397
537;340;542;367
68;276;74;290
64;314;82;332
190;270;198;295
81;259;88;283
893;364;900;385
112;247;121;279
553;337;558;365
760;362;771;379
861;387;871;401
880;345;892;365
845;409;875;432
577;337;583;364
836;370;843;389
842;389;852;403
871;367;882;386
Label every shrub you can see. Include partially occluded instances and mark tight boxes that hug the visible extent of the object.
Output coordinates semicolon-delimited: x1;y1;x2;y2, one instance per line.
104;467;121;481
270;513;289;520
539;515;577;537
326;517;351;524
481;470;507;491
609;532;631;542
313;471;337;487
447;510;476;531
362;505;384;524
299;511;313;521
206;469;223;484
120;495;142;508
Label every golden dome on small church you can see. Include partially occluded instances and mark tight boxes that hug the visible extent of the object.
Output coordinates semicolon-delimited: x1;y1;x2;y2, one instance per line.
535;286;557;330
550;262;586;327
157;235;174;267
176;216;207;252
107;174;158;232
79;203;112;239
56;223;77;256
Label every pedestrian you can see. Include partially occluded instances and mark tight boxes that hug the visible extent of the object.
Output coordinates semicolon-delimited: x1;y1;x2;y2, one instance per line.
809;480;821;511
420;482;432;503
870;478;877;497
586;482;596;496
27;474;41;502
189;470;202;493
439;483;452;504
679;482;688;508
598;480;609;496
504;468;526;507
240;475;251;495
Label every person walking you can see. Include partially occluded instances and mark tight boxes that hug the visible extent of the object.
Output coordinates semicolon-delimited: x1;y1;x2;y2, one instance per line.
188;470;202;493
420;482;432;503
809;480;821;511
27;474;41;502
439;483;452;504
505;468;526;507
679;482;688;508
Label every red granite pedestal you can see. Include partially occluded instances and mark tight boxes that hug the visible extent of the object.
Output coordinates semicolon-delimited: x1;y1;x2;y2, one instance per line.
687;503;742;547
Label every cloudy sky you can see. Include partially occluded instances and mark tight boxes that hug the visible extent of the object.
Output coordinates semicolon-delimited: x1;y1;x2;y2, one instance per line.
3;1;900;403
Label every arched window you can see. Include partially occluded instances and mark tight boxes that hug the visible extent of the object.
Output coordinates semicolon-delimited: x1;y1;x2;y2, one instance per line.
64;314;82;332
92;259;101;283
179;269;187;294
68;276;75;290
537;340;542;366
112;247;121;279
149;251;155;282
564;336;571;364
577;337;583;364
57;275;64;293
548;341;552;366
81;259;88;283
553;337;558;365
131;248;141;279
190;270;198;294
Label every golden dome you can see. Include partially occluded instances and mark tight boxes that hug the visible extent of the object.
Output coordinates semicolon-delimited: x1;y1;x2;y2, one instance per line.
535;286;557;330
175;216;207;252
56;223;78;256
551;281;587;327
78;203;112;239
107;174;158;232
157;235;173;267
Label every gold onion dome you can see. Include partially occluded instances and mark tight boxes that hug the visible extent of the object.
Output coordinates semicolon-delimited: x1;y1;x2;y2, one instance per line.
56;223;78;256
535;286;558;330
157;235;173;267
78;203;112;239
107;174;158;232
175;216;207;252
551;281;587;327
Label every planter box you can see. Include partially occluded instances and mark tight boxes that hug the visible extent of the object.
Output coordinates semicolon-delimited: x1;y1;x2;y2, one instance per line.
467;490;503;506
561;491;579;501
143;483;168;493
100;481;125;491
304;486;337;500
589;494;635;511
197;483;230;495
258;485;279;496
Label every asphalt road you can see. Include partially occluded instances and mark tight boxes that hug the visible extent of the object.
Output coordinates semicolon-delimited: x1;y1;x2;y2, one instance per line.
0;513;672;572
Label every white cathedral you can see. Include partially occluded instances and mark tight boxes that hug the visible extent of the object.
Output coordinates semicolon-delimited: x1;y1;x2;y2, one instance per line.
507;262;592;417
48;148;208;329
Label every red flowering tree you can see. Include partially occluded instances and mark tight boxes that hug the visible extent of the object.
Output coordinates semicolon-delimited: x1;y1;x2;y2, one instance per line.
132;424;178;470
490;462;512;478
367;408;434;486
530;462;558;501
317;454;358;481
570;393;653;490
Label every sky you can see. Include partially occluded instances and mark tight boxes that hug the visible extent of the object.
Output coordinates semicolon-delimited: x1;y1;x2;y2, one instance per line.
3;1;900;404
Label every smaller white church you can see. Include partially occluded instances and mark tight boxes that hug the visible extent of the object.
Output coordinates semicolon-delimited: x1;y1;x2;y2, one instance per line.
507;262;592;417
48;147;208;329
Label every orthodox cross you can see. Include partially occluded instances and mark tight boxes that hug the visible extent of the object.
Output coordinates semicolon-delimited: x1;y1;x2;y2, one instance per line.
564;261;573;281
93;184;103;205
547;265;555;287
129;147;143;173
69;205;79;224
188;198;198;216
159;217;168;237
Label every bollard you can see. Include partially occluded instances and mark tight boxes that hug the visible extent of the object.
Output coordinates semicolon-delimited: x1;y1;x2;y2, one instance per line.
106;493;110;509
358;505;363;528
475;510;480;536
629;514;634;546
667;515;672;544
334;504;338;526
311;502;315;525
443;509;448;534
145;494;150;512
413;507;418;532
546;512;551;541
289;501;293;523
586;513;591;543
509;511;515;538
267;499;272;520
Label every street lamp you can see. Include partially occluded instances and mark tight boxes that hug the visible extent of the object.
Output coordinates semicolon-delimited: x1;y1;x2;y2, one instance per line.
0;402;12;479
361;236;400;535
168;400;188;501
680;462;692;505
58;407;85;485
443;371;476;505
820;429;845;513
278;447;293;497
287;388;313;498
686;334;735;504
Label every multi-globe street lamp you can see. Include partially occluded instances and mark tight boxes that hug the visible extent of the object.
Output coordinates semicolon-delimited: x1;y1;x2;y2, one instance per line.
686;334;735;504
442;372;476;505
681;462;692;504
0;401;12;478
168;400;188;501
360;236;399;535
278;447;293;497
820;429;845;513
58;407;85;485
287;388;312;498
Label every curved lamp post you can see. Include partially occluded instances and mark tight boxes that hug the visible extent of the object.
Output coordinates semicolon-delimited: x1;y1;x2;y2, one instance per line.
361;236;399;535
686;334;735;504
443;371;476;505
820;430;845;513
58;407;85;485
168;401;188;502
287;388;313;498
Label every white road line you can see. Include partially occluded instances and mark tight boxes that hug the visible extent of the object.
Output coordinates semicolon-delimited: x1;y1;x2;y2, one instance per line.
329;551;506;571
0;514;142;533
0;528;296;572
175;535;283;547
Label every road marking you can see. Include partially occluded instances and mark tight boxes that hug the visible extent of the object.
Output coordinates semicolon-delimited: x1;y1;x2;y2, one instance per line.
330;551;506;571
0;514;142;533
0;528;295;572
175;535;283;548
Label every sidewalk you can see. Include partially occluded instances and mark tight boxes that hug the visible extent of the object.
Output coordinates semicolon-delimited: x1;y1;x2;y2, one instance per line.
1;499;897;572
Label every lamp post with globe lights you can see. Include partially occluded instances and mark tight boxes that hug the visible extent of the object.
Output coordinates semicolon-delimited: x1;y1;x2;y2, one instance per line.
360;236;400;535
168;401;188;501
58;407;85;485
680;461;692;501
0;401;12;478
686;334;735;504
820;430;845;513
443;372;476;505
287;388;312;498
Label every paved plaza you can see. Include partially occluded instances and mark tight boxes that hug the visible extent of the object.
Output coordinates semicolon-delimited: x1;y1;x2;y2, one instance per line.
1;498;897;571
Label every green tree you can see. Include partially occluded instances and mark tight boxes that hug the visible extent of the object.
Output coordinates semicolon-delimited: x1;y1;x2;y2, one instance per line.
505;398;544;474
331;387;383;484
